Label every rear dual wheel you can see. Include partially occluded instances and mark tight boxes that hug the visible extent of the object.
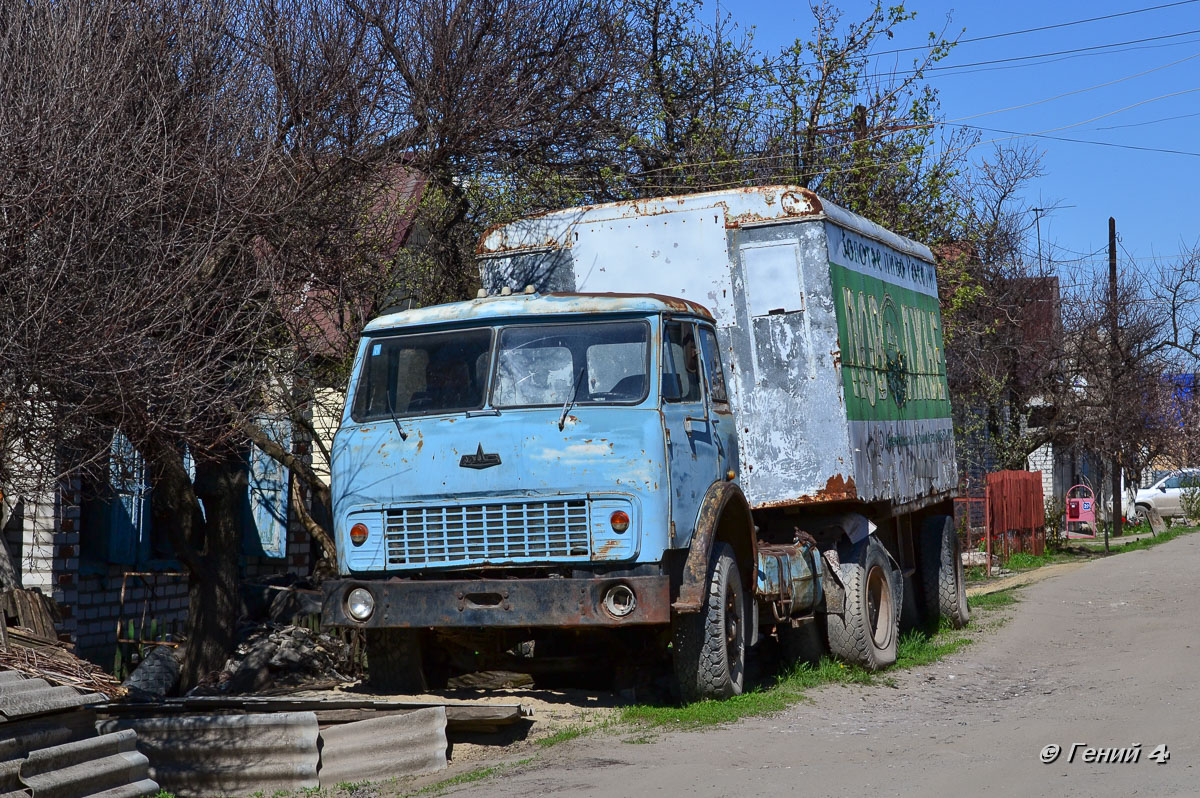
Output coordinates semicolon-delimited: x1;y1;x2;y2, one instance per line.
919;515;970;629
825;537;899;670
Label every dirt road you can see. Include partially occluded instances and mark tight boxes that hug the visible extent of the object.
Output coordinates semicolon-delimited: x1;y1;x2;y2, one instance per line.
449;532;1200;797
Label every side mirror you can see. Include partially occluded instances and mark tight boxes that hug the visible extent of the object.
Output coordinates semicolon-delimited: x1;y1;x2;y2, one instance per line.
1159;485;1168;493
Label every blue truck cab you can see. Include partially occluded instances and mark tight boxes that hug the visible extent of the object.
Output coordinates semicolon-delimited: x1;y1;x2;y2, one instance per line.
323;292;757;695
324;187;970;701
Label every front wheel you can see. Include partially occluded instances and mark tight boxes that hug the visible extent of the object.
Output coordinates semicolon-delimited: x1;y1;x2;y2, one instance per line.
825;537;899;670
672;542;745;702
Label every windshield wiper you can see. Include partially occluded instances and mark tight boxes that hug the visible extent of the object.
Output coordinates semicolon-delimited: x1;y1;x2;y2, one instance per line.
385;389;409;441
558;367;586;431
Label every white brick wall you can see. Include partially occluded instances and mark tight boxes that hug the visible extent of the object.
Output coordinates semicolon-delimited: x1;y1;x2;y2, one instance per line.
1028;443;1055;503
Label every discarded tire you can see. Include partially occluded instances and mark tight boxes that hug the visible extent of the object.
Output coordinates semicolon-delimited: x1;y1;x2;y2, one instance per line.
673;542;745;702
825;536;898;669
122;644;180;700
920;515;970;629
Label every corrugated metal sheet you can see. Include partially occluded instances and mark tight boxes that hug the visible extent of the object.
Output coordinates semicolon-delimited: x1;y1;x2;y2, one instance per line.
20;729;156;798
318;706;447;786
0;674;104;723
0;712;97;764
0;671;156;798
0;759;27;798
99;712;320;798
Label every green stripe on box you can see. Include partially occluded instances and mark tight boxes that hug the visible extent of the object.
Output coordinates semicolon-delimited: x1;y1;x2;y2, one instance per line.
830;262;953;422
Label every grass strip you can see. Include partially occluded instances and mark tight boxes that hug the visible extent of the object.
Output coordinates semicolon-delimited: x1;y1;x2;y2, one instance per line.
619;591;1016;729
407;759;534;797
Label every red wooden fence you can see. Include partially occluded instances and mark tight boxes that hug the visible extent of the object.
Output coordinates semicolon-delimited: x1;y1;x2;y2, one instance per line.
984;470;1046;573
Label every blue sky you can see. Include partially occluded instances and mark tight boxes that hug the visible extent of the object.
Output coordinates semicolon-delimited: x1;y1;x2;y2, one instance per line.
719;0;1200;276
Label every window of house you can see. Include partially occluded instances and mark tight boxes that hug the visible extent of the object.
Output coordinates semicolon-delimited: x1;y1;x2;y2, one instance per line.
80;428;292;569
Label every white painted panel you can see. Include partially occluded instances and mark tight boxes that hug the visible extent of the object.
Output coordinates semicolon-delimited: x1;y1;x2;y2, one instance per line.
740;242;805;317
569;207;735;324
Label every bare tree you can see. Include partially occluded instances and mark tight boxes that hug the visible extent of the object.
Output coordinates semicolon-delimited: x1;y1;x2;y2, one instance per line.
0;0;387;686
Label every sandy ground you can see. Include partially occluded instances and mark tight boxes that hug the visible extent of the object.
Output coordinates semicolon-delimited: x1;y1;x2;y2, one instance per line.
427;531;1200;797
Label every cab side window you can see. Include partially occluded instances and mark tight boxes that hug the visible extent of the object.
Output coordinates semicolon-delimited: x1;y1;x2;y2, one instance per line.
662;321;701;403
698;326;729;405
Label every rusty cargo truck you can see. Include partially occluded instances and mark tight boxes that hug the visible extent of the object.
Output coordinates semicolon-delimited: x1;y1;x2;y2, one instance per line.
323;186;968;701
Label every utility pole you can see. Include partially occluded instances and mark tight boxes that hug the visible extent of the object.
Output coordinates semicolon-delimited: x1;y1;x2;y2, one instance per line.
1108;217;1121;551
1031;208;1045;270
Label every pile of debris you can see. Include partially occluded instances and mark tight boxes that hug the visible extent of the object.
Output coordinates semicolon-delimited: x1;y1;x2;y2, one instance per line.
192;622;357;695
0;586;126;698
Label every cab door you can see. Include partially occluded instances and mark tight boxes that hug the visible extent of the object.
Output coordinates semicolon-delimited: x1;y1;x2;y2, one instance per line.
661;319;720;547
697;323;738;481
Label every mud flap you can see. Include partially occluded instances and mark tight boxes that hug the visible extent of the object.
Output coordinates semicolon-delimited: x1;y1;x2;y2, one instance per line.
821;548;846;617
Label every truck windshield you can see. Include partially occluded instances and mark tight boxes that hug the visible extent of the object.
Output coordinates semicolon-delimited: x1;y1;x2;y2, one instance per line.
350;328;493;420
492;321;650;408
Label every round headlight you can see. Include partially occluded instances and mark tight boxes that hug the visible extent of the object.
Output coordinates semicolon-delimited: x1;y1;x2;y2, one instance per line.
350;523;369;546
346;587;375;621
610;510;630;533
603;583;636;617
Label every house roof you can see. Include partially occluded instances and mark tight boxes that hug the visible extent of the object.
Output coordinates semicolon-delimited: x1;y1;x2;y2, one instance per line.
292;166;428;359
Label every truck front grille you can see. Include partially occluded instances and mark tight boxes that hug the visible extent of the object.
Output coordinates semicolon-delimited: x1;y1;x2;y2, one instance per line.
384;499;590;566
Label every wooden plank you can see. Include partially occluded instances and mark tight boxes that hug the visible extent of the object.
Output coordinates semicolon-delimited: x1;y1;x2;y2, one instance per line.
101;698;531;730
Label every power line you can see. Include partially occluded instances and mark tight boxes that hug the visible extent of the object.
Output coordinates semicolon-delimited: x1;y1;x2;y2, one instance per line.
889;51;1200;125
956;123;1200;158
866;1;1200;58
882;29;1200;78
1095;110;1200;130
905;36;1200;80
757;2;1200;76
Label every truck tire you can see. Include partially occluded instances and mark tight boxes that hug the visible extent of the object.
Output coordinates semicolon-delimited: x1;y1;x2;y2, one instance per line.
825;536;898;669
920;515;970;629
672;542;745;702
364;629;428;694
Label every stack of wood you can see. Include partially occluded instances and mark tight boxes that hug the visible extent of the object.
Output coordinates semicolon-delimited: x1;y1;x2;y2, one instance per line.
0;587;126;698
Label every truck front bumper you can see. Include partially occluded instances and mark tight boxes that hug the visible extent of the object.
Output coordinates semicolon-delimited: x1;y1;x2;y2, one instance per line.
323;575;671;629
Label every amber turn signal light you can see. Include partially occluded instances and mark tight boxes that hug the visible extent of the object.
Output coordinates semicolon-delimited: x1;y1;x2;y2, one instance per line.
610;511;630;533
350;523;369;546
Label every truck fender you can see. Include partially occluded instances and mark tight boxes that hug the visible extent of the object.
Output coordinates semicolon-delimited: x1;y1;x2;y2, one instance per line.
820;513;885;617
834;512;875;548
672;481;756;613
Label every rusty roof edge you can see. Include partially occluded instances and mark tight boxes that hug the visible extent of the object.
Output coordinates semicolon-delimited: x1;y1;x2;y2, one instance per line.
476;185;934;264
362;292;710;333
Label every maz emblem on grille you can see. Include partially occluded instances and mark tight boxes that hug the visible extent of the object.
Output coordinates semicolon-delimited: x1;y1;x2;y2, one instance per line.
460;443;502;470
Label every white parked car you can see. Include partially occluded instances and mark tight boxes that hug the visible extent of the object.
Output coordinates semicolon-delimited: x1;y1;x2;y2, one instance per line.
1128;470;1200;522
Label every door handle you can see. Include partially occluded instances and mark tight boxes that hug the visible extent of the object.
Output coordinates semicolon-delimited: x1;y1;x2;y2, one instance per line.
684;416;709;434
